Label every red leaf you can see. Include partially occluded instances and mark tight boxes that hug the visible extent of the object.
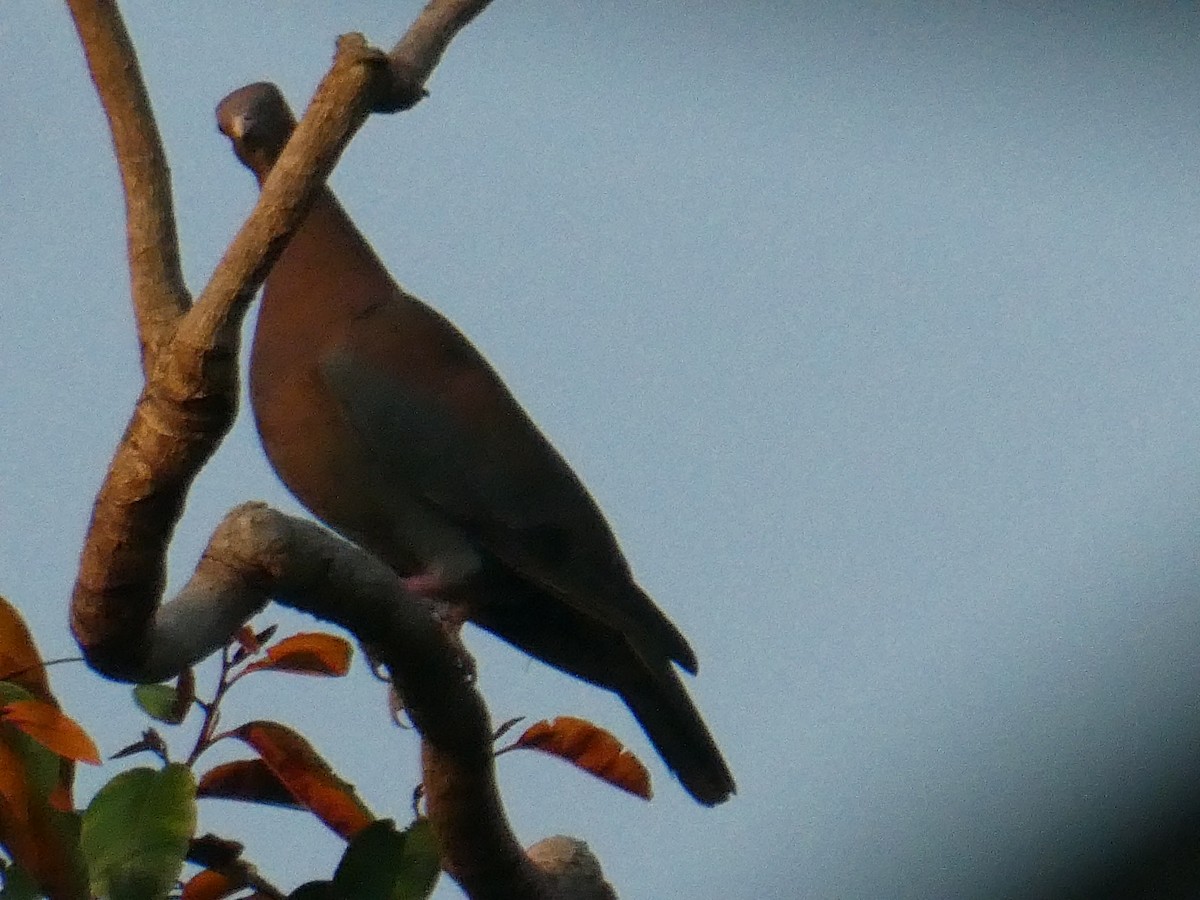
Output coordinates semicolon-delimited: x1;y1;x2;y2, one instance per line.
513;716;652;800
182;869;242;900
0;600;86;895
242;632;353;678
197;759;302;809
0;729;86;897
231;721;373;839
2;700;101;765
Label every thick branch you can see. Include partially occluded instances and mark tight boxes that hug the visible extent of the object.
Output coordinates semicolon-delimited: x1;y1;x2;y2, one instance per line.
62;2;621;896
71;374;239;681
65;0;190;364
153;505;612;899
177;34;388;357
69;5;489;681
72;40;391;674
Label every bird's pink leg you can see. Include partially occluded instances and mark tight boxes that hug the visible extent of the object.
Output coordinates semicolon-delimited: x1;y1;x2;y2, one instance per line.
400;567;477;681
401;569;452;597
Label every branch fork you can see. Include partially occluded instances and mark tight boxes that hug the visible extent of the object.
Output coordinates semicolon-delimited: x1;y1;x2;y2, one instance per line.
64;1;615;896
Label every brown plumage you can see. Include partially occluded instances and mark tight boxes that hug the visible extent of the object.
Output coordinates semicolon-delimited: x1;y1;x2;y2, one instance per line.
217;82;735;805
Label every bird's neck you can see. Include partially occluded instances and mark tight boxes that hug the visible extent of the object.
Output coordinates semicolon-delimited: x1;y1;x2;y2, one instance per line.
256;185;406;344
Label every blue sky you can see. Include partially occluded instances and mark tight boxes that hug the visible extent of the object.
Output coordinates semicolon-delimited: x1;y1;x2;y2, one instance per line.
6;2;1200;897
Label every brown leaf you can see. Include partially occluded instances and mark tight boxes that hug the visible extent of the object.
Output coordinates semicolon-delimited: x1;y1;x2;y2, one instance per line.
173;669;196;720
0;597;53;703
2;700;101;765
241;632;353;678
513;716;652;801
232;721;373;839
492;716;525;742
235;626;263;656
188;833;245;868
182;869;242;900
112;728;168;761
197;759;302;808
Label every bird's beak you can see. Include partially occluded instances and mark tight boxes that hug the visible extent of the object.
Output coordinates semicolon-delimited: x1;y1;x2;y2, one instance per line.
222;113;251;142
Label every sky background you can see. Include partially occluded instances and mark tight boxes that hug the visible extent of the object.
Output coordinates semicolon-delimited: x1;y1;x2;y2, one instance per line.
5;1;1200;897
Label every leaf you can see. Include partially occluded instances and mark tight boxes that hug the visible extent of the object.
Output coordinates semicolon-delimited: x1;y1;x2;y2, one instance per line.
2;700;100;765
242;633;353;678
0;683;87;898
512;716;652;800
197;759;303;809
0;599;79;812
232;721;373;839
0;598;53;704
181;869;242;900
236;626;264;655
0;685;60;799
132;680;190;726
333;819;440;900
491;716;524;742
175;668;196;711
0;861;41;900
132;684;177;723
81;764;197;900
230;626;265;665
391;818;440;900
187;833;245;869
333;820;405;900
112;729;168;762
288;883;338;900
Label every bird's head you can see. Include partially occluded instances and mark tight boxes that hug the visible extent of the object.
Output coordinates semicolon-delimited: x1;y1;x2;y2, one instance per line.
216;82;296;181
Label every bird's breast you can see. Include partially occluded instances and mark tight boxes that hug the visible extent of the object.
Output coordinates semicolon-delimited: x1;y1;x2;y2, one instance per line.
249;338;482;583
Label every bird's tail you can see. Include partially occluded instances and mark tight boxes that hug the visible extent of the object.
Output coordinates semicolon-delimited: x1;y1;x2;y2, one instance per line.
614;661;736;807
467;567;736;805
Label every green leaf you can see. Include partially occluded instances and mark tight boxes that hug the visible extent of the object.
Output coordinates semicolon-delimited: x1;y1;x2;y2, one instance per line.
0;861;41;900
131;685;186;726
0;684;34;706
81;764;196;900
332;819;439;900
334;820;405;900
288;882;339;900
392;819;440;900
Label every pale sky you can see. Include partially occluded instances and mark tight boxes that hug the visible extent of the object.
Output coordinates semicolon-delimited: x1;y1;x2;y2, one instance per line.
6;2;1200;897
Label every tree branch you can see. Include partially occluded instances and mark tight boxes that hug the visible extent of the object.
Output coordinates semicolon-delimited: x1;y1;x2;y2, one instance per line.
69;3;490;684
65;0;190;365
156;505;612;899
383;0;496;111
64;1;621;895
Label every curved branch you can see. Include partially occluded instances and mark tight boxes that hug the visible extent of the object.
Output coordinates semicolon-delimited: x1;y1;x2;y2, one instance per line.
63;1;621;896
69;4;492;686
65;0;190;364
155;504;613;899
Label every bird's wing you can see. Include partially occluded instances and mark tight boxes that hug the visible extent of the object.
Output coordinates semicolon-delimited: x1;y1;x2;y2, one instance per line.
319;329;696;671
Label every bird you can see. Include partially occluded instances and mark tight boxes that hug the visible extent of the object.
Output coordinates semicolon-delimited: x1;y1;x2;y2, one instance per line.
217;82;735;806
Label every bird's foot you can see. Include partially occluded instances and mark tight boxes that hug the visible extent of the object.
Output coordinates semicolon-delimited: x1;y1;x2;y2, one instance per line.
431;598;477;685
401;569;450;597
398;569;478;682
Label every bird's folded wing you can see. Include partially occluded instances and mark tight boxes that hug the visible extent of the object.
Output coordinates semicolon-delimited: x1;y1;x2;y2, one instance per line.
320;348;651;616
